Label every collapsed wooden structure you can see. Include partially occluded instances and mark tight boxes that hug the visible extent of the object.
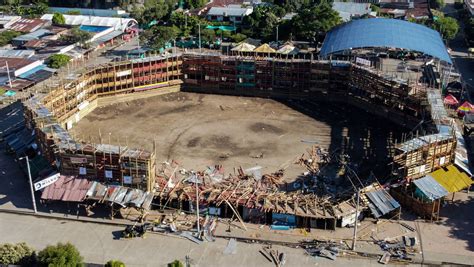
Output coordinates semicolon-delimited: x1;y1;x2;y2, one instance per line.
14;50;470;227
154;147;359;230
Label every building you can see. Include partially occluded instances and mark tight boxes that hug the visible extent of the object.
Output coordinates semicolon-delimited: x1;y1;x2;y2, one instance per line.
5;18;50;33
11;29;54;47
40;14;137;32
0;15;21;29
48;7;129;17
206;5;254;24
465;0;474;16
332;2;373;21
0;57;43;77
0;49;35;58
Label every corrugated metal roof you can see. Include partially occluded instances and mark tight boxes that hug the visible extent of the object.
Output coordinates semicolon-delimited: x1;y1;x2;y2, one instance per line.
41;14;137;32
207;6;253;17
332;2;371;22
413;175;449;201
320;18;452;64
430;165;473;193
365;189;400;218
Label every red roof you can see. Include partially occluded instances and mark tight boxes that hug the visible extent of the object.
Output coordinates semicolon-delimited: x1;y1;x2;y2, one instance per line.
7;18;48;33
41;175;91;202
0;57;35;70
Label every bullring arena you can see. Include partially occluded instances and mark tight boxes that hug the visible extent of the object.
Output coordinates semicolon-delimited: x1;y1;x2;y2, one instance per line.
11;18;471;230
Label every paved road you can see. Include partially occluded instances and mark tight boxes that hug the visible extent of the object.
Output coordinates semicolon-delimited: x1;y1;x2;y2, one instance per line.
0;212;395;267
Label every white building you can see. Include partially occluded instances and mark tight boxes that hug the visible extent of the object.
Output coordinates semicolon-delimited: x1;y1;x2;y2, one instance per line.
206;5;254;24
465;0;474;16
40;14;137;32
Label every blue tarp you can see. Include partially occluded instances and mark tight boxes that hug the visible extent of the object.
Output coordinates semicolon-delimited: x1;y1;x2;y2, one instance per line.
320;18;452;64
365;189;400;218
413;175;449;201
272;213;296;228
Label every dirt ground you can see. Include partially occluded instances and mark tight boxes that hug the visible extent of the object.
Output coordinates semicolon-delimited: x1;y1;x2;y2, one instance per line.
70;92;403;180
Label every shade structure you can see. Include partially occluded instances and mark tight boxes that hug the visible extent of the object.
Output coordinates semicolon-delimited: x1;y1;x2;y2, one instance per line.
231;42;256;52
443;94;459;105
457;101;474;114
430;165;473;193
320;18;452;64
413;175;449;201
254;44;276;53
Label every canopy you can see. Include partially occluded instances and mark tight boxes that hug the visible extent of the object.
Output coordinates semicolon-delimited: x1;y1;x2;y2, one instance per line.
206;25;236;31
443;94;459;105
430;165;472;193
254;43;276;53
277;44;299;55
413;175;449;201
231;42;256;52
457;101;474;113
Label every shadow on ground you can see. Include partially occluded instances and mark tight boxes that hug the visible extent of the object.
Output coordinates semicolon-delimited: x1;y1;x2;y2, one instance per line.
439;192;474;251
280;99;407;182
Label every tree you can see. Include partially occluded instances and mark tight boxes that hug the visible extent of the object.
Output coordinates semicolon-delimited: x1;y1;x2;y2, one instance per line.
38;242;83;267
60;28;93;48
430;0;445;9
434;16;459;40
141;25;180;50
47;54;71;69
0;242;35;266
183;0;207;9
200;29;216;42
52;13;66;25
241;6;284;42
230;33;247;42
291;2;342;42
168;260;184;267
0;30;21;46
105;260;126;267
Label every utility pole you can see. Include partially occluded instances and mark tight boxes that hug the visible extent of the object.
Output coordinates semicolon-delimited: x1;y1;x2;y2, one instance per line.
198;23;202;53
5;61;12;89
276;25;279;43
21;156;37;213
195;175;200;236
352;189;360;250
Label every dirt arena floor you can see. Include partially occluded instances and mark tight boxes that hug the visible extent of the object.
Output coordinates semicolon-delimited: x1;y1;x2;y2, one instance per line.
70;92;404;180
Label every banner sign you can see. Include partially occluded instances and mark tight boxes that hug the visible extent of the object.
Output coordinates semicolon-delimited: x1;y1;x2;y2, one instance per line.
123;175;132;184
70;157;87;164
356;57;371;67
34;173;60;191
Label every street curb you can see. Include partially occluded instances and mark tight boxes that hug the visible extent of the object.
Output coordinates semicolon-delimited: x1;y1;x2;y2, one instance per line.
0;208;134;227
1;208;472;266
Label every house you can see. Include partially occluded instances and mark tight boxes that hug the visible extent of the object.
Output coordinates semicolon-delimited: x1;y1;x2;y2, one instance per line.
0;49;35;58
11;29;54;47
0;57;43;77
0;15;21;29
206;5;254;24
5;18;50;33
332;2;372;21
465;0;474;16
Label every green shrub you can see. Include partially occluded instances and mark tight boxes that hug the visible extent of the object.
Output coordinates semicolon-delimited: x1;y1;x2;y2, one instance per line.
105;260;126;267
38;242;83;267
0;30;21;46
47;54;71;69
0;242;34;265
52;13;66;25
168;260;184;267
